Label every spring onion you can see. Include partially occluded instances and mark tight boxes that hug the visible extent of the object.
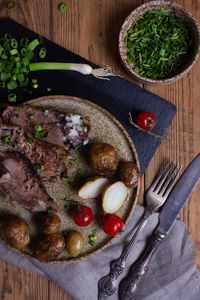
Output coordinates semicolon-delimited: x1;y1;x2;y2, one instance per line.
1;137;14;146
33;164;45;171
0;34;114;97
7;1;16;9
89;229;97;246
58;3;68;12
27;138;34;144
8;93;17;102
34;125;43;132
61;176;72;184
29;115;35;120
39;47;46;59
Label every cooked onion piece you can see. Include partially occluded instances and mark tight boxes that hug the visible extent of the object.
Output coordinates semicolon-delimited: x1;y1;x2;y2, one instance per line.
78;176;110;199
102;181;128;213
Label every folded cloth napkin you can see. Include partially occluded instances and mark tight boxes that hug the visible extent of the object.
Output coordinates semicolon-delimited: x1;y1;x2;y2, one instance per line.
0;19;176;174
0;204;200;300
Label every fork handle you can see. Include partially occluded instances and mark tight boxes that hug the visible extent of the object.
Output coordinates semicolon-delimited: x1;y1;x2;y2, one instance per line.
119;231;166;300
98;209;152;300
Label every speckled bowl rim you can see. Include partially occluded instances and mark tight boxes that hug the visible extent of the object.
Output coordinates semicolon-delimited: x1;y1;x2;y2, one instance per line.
2;95;141;264
119;0;200;85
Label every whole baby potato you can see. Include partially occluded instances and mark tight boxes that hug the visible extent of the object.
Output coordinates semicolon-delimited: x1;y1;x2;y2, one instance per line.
35;233;65;262
90;143;118;176
118;161;140;188
66;231;83;257
40;212;61;234
0;216;30;249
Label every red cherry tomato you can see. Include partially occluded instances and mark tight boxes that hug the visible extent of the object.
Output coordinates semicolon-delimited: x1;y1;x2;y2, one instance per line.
102;215;124;236
73;205;93;227
135;112;156;131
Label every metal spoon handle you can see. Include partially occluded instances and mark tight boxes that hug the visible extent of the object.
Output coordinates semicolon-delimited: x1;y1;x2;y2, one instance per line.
98;209;152;300
119;231;166;300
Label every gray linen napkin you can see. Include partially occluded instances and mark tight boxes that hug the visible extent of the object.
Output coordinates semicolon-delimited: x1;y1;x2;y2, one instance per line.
0;204;200;300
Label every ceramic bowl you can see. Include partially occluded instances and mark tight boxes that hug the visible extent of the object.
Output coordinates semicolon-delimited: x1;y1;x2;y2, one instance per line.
119;1;200;85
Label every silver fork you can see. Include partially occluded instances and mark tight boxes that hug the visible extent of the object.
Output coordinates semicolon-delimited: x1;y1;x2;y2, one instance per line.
98;161;182;300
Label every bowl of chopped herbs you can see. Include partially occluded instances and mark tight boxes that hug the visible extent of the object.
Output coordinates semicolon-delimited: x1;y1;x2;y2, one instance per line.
119;1;200;85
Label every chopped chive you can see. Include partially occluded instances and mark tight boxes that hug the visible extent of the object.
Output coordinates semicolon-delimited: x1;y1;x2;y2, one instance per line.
8;93;17;102
58;2;68;12
47;207;53;213
7;1;16;9
47;88;51;92
126;10;192;79
32;79;38;83
73;159;78;164
44;109;49;113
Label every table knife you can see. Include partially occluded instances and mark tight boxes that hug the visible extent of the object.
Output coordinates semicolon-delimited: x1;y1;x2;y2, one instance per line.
119;153;200;300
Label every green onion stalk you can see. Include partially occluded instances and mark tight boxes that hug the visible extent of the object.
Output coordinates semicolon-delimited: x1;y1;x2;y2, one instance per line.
0;35;115;102
29;62;114;79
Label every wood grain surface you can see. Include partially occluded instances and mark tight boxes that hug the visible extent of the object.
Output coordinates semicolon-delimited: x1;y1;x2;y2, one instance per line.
0;0;200;299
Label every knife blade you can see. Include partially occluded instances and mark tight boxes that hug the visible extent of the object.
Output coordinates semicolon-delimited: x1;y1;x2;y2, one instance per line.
119;153;200;300
156;153;200;235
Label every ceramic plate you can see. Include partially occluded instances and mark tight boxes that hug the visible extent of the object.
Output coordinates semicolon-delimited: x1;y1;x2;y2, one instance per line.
0;95;140;263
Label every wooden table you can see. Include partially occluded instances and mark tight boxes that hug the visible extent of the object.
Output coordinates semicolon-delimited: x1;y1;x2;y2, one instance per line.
0;0;200;299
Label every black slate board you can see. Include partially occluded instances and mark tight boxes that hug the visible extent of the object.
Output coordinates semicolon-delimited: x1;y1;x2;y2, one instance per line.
0;19;176;174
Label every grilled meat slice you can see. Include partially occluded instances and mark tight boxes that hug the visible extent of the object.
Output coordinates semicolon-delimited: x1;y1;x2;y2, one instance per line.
0;147;57;212
0;122;70;181
1;105;90;149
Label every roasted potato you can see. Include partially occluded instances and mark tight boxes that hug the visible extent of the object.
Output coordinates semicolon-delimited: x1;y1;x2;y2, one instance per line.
35;233;65;262
66;231;83;257
40;212;61;234
118;161;140;188
90;143;118;176
102;181;128;213
78;176;110;199
0;216;30;249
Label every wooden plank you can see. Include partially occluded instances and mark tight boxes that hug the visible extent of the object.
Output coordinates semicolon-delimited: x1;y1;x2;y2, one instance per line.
144;0;200;268
0;0;199;300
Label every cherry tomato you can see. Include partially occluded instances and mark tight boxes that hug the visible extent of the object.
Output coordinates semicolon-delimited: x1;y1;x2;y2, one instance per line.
135;112;156;131
102;215;124;236
73;205;93;227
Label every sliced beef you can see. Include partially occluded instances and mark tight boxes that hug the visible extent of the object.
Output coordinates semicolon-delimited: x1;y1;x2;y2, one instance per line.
0;105;90;149
0;147;57;212
0;122;70;181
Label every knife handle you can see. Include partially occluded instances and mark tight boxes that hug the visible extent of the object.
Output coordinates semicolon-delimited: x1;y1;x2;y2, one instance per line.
119;231;166;300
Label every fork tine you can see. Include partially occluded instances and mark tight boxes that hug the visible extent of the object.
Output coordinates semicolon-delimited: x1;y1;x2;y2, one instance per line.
163;165;183;198
159;163;179;195
149;161;172;190
153;161;175;193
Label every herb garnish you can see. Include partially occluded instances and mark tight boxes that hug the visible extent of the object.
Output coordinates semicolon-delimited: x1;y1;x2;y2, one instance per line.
89;229;97;246
126;10;192;79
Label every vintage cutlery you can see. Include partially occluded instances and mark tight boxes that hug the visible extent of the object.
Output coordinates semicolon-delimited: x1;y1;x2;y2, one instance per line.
119;153;200;299
98;161;182;300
